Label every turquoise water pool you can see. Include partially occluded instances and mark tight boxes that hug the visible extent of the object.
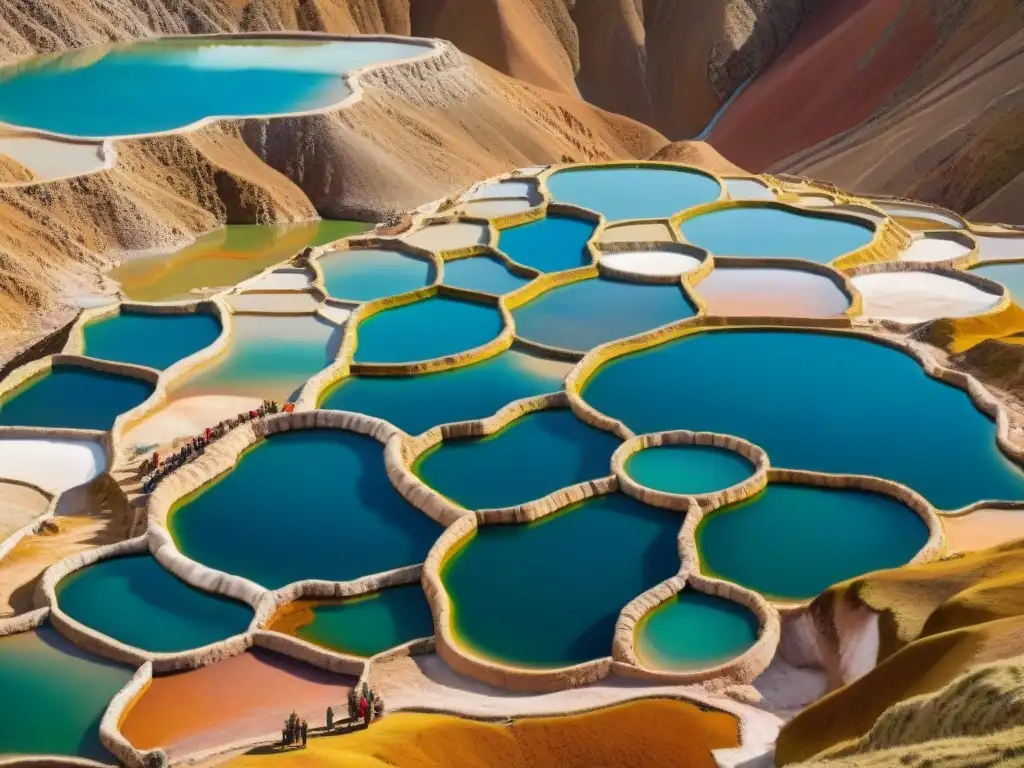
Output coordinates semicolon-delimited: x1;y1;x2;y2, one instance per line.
320;347;572;434
0;365;153;430
171;314;341;402
442;256;532;295
171;429;441;589
320;248;433;301
513;277;696;352
0;37;427;138
497;215;596;273
287;584;434;657
415;409;620;510
353;296;503;364
679;206;874;263
546;166;721;221
0;624;132;760
971;263;1024;303
57;555;253;653
696;484;929;600
582;329;1024;510
626;445;755;495
441;494;681;667
82;310;221;370
634;590;759;670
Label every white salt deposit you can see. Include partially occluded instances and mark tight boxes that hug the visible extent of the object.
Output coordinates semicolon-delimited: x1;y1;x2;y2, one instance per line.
853;271;1001;323
0;438;106;495
899;236;973;263
601;249;703;278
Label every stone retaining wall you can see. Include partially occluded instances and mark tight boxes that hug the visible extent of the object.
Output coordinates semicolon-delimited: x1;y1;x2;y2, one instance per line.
100;662;160;768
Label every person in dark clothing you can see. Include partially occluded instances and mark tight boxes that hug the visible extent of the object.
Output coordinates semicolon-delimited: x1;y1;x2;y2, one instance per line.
300;720;308;747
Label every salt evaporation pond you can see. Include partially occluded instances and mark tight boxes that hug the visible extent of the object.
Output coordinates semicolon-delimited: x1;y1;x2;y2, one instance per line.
0;37;428;138
57;555;253;653
320;347;572;434
271;583;433;657
416;409;620;510
320;247;433;301
82;310;221;370
0;365;153;430
171;314;340;402
442;255;532;295
111;221;368;303
972;262;1024;303
442;494;680;667
171;429;441;589
692;267;851;317
497;214;595;273
680;207;874;263
513;277;696;353
724;178;775;201
546;166;721;220
582;329;1024;510
626;445;755;496
354;296;503;364
696;484;929;600
0;624;132;760
635;590;759;670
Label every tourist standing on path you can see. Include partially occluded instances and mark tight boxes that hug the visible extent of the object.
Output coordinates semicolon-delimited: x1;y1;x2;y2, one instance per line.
326;706;333;731
300;720;308;748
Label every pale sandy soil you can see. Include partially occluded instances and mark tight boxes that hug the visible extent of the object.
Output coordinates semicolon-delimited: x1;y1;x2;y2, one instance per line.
512;165;549;177
899;236;972;263
0;481;50;543
225;291;320;314
124;395;263;449
463;180;536;200
235;270;313;292
852;272;1001;323
0;438;106;495
793;194;835;208
0;135;109;184
316;305;353;325
402;222;490;252
600;221;675;243
724;178;775;201
508;349;576;381
943;508;1024;552
600;249;702;278
875;203;964;229
0;486;121;616
975;234;1024;263
121;650;357;761
831;204;887;224
458;198;533;217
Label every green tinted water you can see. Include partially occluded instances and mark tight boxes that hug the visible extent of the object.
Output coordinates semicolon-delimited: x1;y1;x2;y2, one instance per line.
57;555;253;653
111;221;368;302
697;484;929;600
497;214;596;273
171;429;442;589
513;277;696;352
82;310;221;370
0;624;132;760
582;329;1024;510
320;347;572;434
626;445;755;495
442;256;532;295
353;296;503;364
0;365;153;430
442;494;681;667
415;409;620;510
635;590;759;670
293;584;434;657
320;248;433;301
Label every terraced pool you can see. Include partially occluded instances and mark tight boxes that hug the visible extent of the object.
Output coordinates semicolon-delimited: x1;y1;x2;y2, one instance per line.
415;409;620;510
82;310;221;370
320;247;433;301
972;262;1024;303
171;429;441;589
626;445;756;496
582;329;1024;510
513;277;696;353
442;255;532;295
57;555;253;653
320;347;572;434
696;484;929;600
441;494;680;667
0;365;153;430
269;583;433;657
546;166;721;220
634;590;759;670
0;37;429;138
692;267;851;317
497;214;595;273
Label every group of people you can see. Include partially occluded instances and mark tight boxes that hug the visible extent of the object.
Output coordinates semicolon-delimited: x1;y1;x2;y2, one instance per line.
139;399;292;494
282;712;309;748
